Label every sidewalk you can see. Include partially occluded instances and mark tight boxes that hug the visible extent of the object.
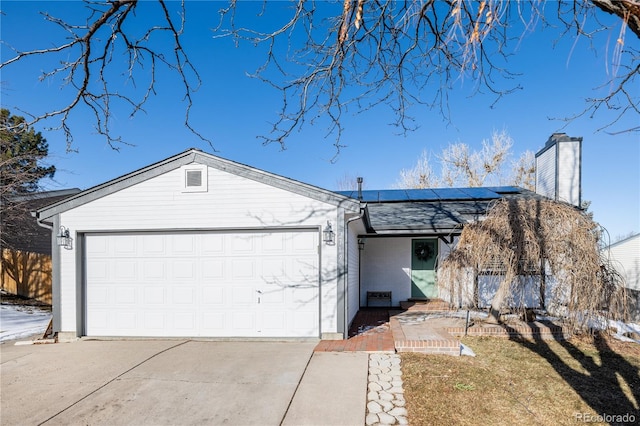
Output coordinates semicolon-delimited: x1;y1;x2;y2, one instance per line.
283;352;369;426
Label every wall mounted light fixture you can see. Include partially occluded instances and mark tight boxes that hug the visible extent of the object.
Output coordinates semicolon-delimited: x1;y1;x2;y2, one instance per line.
57;226;73;250
323;221;335;245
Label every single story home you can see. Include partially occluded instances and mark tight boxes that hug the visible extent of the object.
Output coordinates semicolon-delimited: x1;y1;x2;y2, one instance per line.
36;136;578;341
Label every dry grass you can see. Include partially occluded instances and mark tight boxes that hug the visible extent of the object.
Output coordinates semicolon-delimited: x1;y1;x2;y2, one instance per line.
401;334;640;425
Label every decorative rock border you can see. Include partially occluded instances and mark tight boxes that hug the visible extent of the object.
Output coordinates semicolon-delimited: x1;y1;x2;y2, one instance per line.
366;353;408;425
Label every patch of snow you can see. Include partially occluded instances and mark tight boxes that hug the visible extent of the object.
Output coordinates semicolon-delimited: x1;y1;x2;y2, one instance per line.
538;312;639;345
0;304;51;343
607;320;640;344
460;343;476;357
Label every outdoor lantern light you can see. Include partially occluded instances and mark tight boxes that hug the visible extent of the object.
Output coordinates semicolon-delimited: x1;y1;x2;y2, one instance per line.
57;226;73;250
358;238;365;250
323;221;335;245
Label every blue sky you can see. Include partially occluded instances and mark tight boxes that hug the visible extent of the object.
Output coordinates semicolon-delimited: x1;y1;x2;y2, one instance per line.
2;1;639;240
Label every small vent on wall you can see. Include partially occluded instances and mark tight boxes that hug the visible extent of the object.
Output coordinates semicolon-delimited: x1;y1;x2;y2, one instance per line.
186;170;202;187
181;164;207;192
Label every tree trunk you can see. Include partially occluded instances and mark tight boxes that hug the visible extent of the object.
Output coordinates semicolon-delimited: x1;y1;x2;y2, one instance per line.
488;279;510;323
591;0;640;38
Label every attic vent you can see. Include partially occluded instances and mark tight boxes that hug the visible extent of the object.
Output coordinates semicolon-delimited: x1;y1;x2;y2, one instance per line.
186;170;202;187
181;164;208;193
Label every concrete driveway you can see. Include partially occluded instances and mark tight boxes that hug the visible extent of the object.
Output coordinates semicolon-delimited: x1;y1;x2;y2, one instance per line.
0;339;368;425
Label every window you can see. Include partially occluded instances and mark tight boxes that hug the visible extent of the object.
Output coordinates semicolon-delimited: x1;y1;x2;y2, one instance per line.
181;164;208;192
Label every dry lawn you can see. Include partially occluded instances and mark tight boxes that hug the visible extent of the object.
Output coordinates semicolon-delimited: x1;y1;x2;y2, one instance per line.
401;334;640;425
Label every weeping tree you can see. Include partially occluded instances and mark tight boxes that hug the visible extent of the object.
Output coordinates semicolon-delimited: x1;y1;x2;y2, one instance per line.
438;197;627;332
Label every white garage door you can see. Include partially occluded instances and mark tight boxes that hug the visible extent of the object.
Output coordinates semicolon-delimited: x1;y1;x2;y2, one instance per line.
85;230;320;338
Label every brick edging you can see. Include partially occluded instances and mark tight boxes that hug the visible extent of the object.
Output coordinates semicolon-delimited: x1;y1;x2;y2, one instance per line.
389;317;461;355
447;322;572;340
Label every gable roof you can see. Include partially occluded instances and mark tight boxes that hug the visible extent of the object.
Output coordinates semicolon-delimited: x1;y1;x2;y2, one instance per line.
37;149;360;221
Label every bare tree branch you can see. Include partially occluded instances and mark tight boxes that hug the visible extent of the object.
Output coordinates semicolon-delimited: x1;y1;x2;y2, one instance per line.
1;1;638;151
1;0;207;150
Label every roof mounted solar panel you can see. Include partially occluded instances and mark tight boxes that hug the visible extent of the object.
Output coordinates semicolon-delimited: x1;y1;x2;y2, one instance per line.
458;187;502;199
429;188;469;200
337;186;508;202
404;189;440;201
483;186;522;194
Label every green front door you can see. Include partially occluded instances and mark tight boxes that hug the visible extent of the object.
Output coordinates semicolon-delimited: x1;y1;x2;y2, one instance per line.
411;239;438;298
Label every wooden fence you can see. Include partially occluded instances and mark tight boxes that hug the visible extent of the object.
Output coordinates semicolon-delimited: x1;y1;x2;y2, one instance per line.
0;249;52;305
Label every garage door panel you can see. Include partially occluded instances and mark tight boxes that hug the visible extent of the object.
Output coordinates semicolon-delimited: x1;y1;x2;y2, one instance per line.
114;286;136;304
143;261;164;279
202;286;225;304
202;260;224;279
171;234;195;254
174;313;195;330
143;286;165;304
173;286;195;304
202;312;225;330
115;312;137;330
262;233;286;252
230;234;254;253
262;259;286;278
262;286;285;304
232;259;255;278
115;261;137;279
114;236;136;255
173;261;195;279
142;235;165;254
144;312;165;330
87;261;109;281
86;231;319;338
202;234;224;253
232;311;256;331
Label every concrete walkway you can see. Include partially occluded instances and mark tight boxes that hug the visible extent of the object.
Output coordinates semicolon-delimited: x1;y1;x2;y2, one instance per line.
283;352;369;425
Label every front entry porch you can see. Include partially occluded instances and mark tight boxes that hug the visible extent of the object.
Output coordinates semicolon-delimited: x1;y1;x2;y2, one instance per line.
316;303;571;355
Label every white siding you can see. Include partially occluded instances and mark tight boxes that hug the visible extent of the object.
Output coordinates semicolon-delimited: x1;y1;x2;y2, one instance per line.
346;224;360;326
360;238;411;306
536;139;581;207
557;141;581;206
477;275;542;308
58;164;340;336
536;145;556;200
607;234;640;291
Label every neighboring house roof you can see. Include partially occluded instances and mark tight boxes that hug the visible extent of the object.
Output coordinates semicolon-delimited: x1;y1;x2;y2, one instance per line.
337;186;545;236
2;188;82;254
37;149;360;221
607;232;640;250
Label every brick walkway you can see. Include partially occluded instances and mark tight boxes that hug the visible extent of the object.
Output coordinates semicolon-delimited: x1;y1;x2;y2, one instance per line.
316;303;572;355
314;309;395;352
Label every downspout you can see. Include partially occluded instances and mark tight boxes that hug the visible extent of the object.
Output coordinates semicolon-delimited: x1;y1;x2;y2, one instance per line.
33;212;60;333
343;207;365;338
